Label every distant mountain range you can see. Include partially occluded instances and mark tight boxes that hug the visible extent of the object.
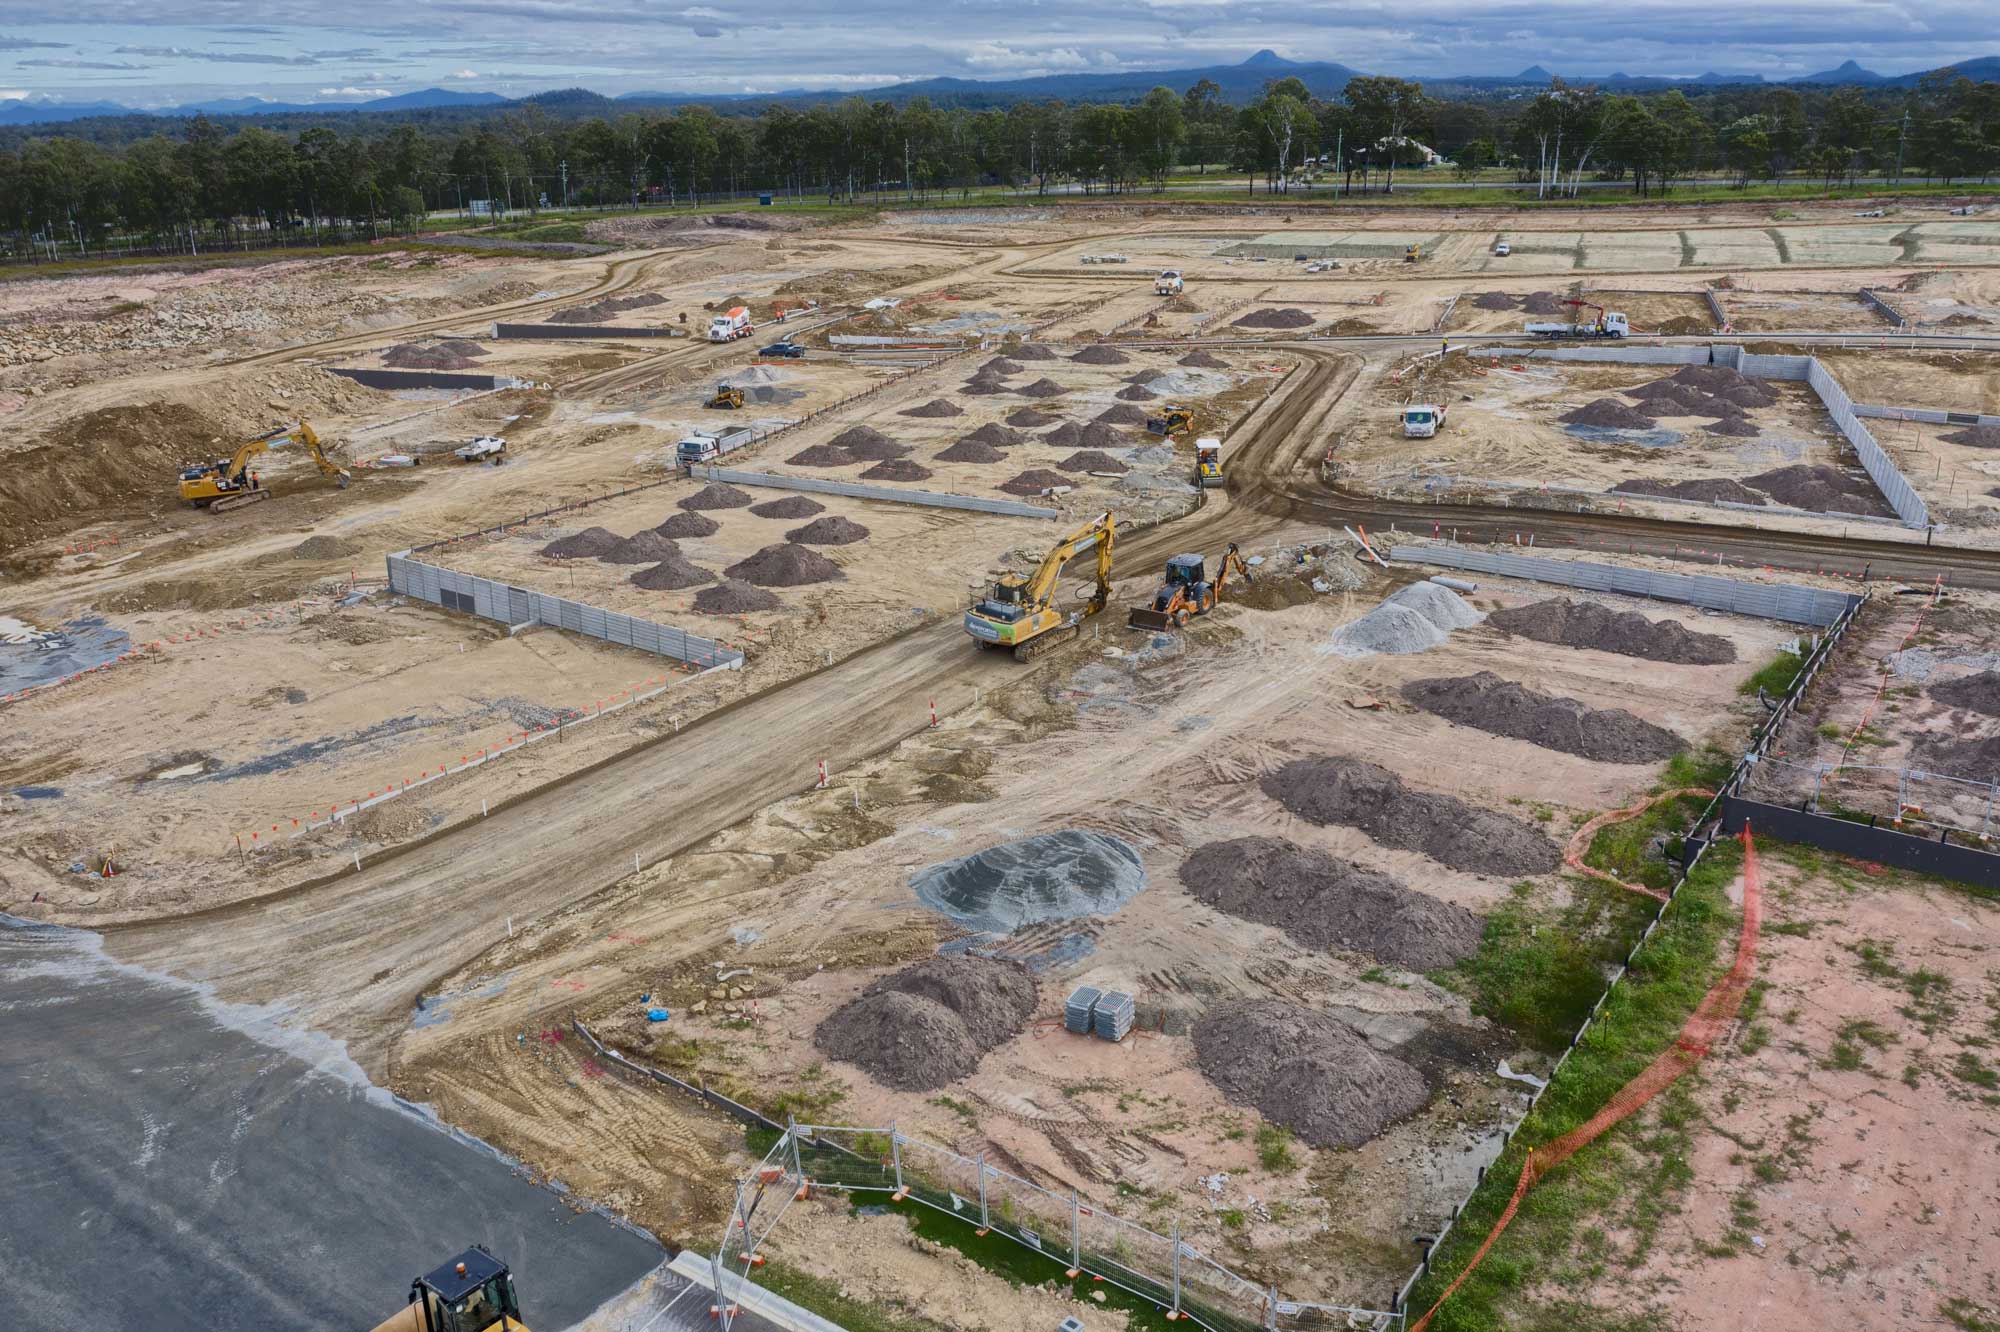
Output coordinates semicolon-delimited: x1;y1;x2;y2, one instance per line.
2;51;1997;129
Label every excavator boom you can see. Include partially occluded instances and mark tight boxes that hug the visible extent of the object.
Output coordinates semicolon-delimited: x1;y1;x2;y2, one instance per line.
178;419;350;512
963;511;1114;661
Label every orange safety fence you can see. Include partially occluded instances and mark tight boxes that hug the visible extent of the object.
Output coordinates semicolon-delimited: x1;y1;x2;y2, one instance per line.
1562;787;1714;903
1412;824;1764;1332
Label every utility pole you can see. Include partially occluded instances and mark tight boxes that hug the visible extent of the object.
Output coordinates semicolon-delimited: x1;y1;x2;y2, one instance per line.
560;159;569;209
1894;109;1909;189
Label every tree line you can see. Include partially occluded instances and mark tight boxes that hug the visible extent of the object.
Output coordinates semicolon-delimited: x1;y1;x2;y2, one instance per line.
2;70;1995;256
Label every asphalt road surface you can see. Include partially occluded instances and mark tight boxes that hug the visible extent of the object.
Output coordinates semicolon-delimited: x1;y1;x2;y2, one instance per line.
0;915;667;1332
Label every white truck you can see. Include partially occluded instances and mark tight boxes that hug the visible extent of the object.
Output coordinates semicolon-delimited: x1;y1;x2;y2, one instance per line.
455;435;507;464
1525;310;1630;340
1402;404;1447;438
1154;269;1185;296
705;306;754;342
676;426;756;468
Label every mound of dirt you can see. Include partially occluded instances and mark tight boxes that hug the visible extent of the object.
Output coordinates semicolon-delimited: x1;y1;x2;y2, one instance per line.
785;515;870;545
827;426;908;460
541;526;623;559
725;542;843;585
656;511;721;538
597;530;681;564
1520;292;1565;315
1929;670;2000;716
913;830;1146;932
1041;422;1085;448
1070;344;1130;365
1562;399;1657;429
1057;450;1128;474
1193;1001;1429;1149
860;458;933;481
1094;404;1151;426
1182;836;1482;971
1656;316;1711;336
1016;378;1067;399
1078;421;1125;448
1913;732;2000;782
1611;477;1768;505
1666;365;1778;404
749;496;825;519
693;579;782;613
629;555;715;590
999;469;1074;495
900;399;964;418
1114;384;1159;402
1011;343;1061;361
1325;582;1483;658
1261;756;1561;877
1470;292;1519;310
292;535;361;560
1704;416;1760;437
979;357;1024;376
1401;671;1686;762
1944;425;2000;449
935;437;1008;463
1007;408;1060;427
679;482;754;511
383;339;487;370
1178;350;1229;368
1743;464;1887;516
548;292;668;324
1488;598;1737;664
963;423;1024;448
961;377;1008;396
787;444;859;468
814;955;1038;1091
1232;308;1316;329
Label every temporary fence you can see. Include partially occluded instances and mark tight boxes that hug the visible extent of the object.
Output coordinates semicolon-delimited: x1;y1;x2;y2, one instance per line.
1387;544;1860;626
1857;288;1907;326
327;366;536;392
689;465;1060;519
1854;401;2000;428
491;321;686;339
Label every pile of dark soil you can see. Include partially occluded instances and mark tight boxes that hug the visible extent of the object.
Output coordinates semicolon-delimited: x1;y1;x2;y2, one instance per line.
1489;597;1736;664
1114;384;1158;402
1704;416;1760;437
1470;292;1518;310
1520;292;1565;315
861;458;933;481
1665;365;1778;405
541;526;622;559
1041;422;1085;448
1079;421;1125;448
1016;378;1067;399
1193;1001;1428;1148
749;496;825;519
1562;399;1657;429
936;437;1008;463
384;339;487;370
693;579;782;614
292;535;361;560
814;956;1038;1091
1057;450;1128;473
1179;350;1230;368
1656;316;1711;336
1011;343;1061;360
1611;477;1767;505
1401;671;1686;762
1070;344;1130;365
1929;670;2000;716
961;377;1008;396
656;511;721;538
549;292;666;324
1261;756;1561;876
597;530;681;564
1914;732;2000;781
1232;308;1316;329
678;482;754;511
1007;408;1060;427
787;444;858;468
900;399;964;418
828;426;908;460
725;542;843;585
980;357;1024;376
1944;425;2000;449
1743;464;1887;516
999;469;1074;495
1182;836;1482;971
1094;404;1151;426
962;423;1024;447
786;515;870;545
630;554;715;590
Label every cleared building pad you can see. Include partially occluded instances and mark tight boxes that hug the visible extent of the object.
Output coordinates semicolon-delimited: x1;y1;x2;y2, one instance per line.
1261;756;1560;877
814;955;1038;1091
1194;1000;1429;1149
910;830;1146;934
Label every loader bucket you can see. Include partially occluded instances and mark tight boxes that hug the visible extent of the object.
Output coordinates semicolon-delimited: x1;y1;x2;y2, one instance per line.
1127;606;1176;631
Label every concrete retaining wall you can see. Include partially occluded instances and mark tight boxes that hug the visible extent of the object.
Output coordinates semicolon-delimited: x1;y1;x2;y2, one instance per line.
491;322;685;339
1855;402;2000;428
329;367;534;391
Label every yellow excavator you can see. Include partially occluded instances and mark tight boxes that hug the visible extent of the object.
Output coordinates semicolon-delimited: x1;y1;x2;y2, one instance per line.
178;420;350;512
707;383;745;410
368;1247;528;1332
1129;543;1253;630
964;510;1114;662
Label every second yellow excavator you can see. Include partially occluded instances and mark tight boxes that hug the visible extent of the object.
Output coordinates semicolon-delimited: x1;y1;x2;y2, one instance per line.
964;510;1114;662
178;420;350;512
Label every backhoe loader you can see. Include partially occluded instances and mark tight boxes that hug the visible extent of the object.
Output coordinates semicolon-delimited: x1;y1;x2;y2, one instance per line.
964;511;1114;662
1128;543;1253;630
367;1246;527;1332
178;420;350;512
707;383;745;410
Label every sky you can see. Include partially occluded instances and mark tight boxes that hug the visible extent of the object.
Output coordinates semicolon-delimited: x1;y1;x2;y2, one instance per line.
0;6;1990;107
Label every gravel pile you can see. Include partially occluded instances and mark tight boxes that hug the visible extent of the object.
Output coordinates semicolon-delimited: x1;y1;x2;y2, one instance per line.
900;399;964;418
1094;404;1151;426
1016;378;1067;398
693;579;781;613
1232;308;1316;329
629;554;716;590
861;458;934;481
1057;450;1128;473
964;423;1024;447
1325;582;1483;658
1744;464;1889;516
1944;425;2000;449
541;526;623;559
1489;598;1736;664
679;482;754;511
656;511;721;538
1562;398;1658;429
1114;384;1159;402
1262;756;1562;876
1000;469;1074;495
1193;1001;1428;1149
936;437;1009;463
1611;477;1767;505
1401;671;1687;762
980;357;1024;376
724;542;844;585
1182;836;1482;971
597;530;682;564
814;956;1038;1092
1012;343;1060;360
749;496;825;519
1179;350;1230;368
1070;344;1130;365
1930;670;2000;716
1007;408;1060;427
913;830;1146;933
828;426;908;460
786;515;870;545
292;535;360;560
787;444;858;467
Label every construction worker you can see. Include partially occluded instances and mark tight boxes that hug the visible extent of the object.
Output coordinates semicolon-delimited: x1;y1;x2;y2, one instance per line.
1441;337;1450;357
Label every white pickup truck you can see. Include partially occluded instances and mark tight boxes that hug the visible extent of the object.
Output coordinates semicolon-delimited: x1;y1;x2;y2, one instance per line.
455;435;507;464
676;426;756;467
1154;269;1184;296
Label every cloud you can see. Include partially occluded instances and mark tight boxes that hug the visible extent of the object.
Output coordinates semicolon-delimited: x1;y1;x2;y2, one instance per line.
0;89;29;100
960;42;1093;71
448;67;480;78
0;37;71;51
115;45;319;65
20;57;150;69
318;85;390;96
692;23;722;37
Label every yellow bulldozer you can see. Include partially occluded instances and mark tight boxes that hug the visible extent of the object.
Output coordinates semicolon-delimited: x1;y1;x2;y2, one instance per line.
177;419;350;512
964;510;1114;661
1145;406;1194;437
1404;243;1422;263
707;383;745;410
1128;543;1253;630
367;1247;528;1332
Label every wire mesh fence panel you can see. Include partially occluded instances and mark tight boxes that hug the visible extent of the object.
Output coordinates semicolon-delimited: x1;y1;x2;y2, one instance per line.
795;1126;898;1192
983;1168;1081;1263
895;1136;988;1222
1075;1201;1179;1307
1180;1246;1280;1329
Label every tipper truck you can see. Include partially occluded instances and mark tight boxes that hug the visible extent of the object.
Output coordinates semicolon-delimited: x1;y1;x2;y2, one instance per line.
677;426;755;467
1402;404;1447;438
705;307;754;342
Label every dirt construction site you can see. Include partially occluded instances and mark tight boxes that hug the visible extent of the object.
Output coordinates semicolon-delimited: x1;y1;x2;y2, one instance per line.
6;197;2000;1332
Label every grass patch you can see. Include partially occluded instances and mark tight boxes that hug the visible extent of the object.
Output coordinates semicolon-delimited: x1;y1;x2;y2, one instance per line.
1954;1052;1999;1091
1256;1123;1297;1172
1739;649;1805;698
1945;1296;2000;1332
753;1257;952;1332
